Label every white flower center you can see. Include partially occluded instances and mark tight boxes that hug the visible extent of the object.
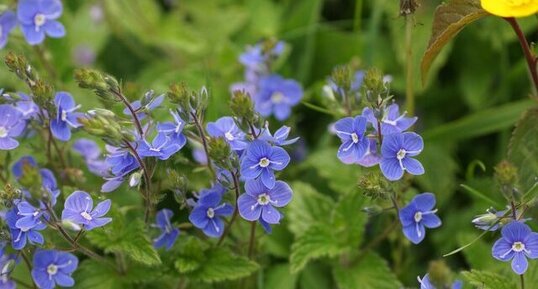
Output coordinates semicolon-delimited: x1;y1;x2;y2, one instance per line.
34;14;46;28
80;211;93;221
206;208;215;219
0;126;7;138
47;264;58;276
61;110;68;122
259;157;270;168
397;149;407;160
351;133;359;143
225;131;235;141
513;241;526;252
271;92;285;104
414;211;422;223
257;193;271;205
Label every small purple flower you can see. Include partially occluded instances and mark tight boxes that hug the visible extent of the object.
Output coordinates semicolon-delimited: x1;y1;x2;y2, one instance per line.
5;207;46;250
363;103;417;135
61;191;112;230
240;140;290;189
492;221;538;275
329;70;365;97
0;251;16;289
399;193;441;244
0;11;17;49
418;274;462;289
254;74;303;121
239;41;285;72
471;208;519;231
380;132;424;181
0;105;25;150
206;117;248;151
238;179;292;225
17;0;65;45
137;133;181;160
106;146;140;177
50;92;83;141
157;110;187;148
31;250;78;289
122;92;164;119
14;92;39;120
189;184;233;238
334;116;369;164
73;138;110;177
153;209;179;250
351;138;381;167
12;156;60;204
15;201;48;230
258;125;299;146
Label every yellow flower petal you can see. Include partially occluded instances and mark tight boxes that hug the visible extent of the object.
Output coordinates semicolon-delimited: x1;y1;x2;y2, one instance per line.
481;0;538;17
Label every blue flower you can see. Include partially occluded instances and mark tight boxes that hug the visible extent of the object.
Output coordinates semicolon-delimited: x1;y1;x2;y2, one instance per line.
328;70;365;97
334;116;369;164
189;184;233;238
356;138;381;167
153;209;179;250
258;125;299;146
254;74;303;121
5;207;46;250
418;274;462;289
106;147;140;177
492;221;538;275
157;110;187;148
0;104;26;150
238;179;292;225
31;250;78;289
122;92;164;120
0;11;17;49
50;92;83;141
14;92;39;120
239;41;285;72
0;250;16;289
17;0;65;45
137;133;181;160
61;191;112;230
399;193;441;244
72;138;110;177
206;116;248;151
363;103;417;135
15;201;48;230
240;140;290;189
12;156;61;205
471;208;521;231
380;132;424;181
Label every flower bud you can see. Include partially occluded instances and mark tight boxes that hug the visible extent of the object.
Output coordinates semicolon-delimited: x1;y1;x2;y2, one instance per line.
358;172;390;200
331;65;353;96
364;67;385;94
74;68;119;102
129;171;142;187
208;138;233;170
61;219;82;231
494;160;519;199
427;260;451;289
230;90;258;131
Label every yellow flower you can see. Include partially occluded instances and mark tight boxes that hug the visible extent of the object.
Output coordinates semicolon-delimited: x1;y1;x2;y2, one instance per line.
481;0;538;17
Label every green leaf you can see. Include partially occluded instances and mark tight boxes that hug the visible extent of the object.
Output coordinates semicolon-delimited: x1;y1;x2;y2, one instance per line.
415;143;458;205
462;270;515;289
86;210;161;266
290;225;345;273
74;260;125;289
333;253;402;289
174;237;206;274
331;190;368;246
508;106;538;194
421;0;489;83
264;264;297;289
287;181;335;237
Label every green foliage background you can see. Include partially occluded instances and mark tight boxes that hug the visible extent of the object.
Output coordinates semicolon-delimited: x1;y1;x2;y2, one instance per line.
1;0;538;288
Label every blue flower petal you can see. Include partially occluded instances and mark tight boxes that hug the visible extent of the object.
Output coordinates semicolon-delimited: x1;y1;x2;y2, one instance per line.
512;252;528;275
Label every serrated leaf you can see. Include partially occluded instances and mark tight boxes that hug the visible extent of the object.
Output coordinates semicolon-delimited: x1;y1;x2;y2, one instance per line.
185;248;259;283
173;237;206;274
287;181;335;237
74;260;125;289
462;270;515;289
331;190;368;245
421;0;489;84
508;107;538;194
290;225;345;273
333;253;402;289
265;264;297;289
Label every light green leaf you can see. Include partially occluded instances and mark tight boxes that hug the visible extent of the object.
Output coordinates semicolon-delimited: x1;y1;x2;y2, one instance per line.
331;190;368;246
264;264;297;289
462;270;515;289
333;253;402;289
74;260;125;289
508;106;538;194
421;0;489;84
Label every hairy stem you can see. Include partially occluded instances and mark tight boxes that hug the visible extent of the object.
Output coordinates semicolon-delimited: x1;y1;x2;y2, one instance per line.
111;88;145;137
505;18;538;94
190;111;215;177
123;140;153;223
405;16;415;115
217;170;241;246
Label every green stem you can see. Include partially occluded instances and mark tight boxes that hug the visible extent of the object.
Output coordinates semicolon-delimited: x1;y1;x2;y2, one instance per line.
20;251;37;289
190;112;216;178
521;274;525;289
505;17;538;94
353;0;363;32
248;222;257;259
404;16;415;116
217;170;241;246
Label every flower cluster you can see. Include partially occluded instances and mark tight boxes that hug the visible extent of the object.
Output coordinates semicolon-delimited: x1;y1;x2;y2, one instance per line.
232;40;303;121
0;0;65;49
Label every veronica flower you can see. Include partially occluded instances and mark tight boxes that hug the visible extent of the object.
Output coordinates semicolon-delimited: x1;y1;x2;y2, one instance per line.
61;191;112;230
239;41;285;73
240;140;290;189
14;92;39;120
0;251;16;289
0;11;17;49
334;116;369;164
157;110;187;148
206;116;248;151
15;201;48;230
12;156;61;205
189;184;233;238
258;125;299;146
418;274;462;289
238;179;292;225
471;207;522;231
50;92;83;141
399;193;441;244
363;103;417;135
492;221;538;275
31;250;78;289
153;209;179;250
122;92;164;119
356;138;381;167
254;75;303;121
0;105;25;150
328;70;365;97
73;138;110;177
17;0;65;45
5;207;46;250
380;132;424;181
137;133;181;160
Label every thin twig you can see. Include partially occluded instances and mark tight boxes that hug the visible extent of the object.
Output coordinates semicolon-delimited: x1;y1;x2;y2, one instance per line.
247;222;257;259
505;18;538;94
111;88;144;137
217;170;241;246
123;140;153;223
190;111;215;177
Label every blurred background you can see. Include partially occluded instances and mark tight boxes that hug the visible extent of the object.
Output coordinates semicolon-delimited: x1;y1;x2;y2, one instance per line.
1;0;537;288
